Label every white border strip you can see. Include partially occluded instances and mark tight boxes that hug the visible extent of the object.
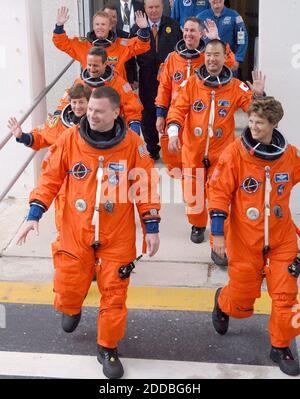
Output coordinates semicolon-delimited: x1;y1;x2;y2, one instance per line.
0;351;297;379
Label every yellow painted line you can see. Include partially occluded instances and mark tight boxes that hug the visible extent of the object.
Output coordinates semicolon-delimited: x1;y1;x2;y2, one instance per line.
0;281;296;315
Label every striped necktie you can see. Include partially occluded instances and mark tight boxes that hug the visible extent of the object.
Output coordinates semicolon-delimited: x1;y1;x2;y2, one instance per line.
124;2;130;24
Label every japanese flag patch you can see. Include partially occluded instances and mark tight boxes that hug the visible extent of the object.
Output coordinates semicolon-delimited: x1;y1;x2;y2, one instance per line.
239;82;249;92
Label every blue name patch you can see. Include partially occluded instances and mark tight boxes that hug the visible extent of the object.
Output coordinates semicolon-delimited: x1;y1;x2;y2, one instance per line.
218;100;230;107
108;163;125;172
274;173;289;183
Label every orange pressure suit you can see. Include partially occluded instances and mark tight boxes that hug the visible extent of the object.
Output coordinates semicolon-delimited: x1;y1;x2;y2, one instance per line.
208;130;300;348
156;39;236;174
24;103;79;151
29;117;160;348
72;65;143;127
167;64;253;229
52;29;150;80
17;104;82;230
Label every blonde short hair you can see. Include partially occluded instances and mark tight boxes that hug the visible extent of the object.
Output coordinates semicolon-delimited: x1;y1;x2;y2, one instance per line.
93;10;110;23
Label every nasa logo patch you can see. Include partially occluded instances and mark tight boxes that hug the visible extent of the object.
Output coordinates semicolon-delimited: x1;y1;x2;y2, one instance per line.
173;71;183;82
241;176;261;194
192;100;207;113
68;162;91;180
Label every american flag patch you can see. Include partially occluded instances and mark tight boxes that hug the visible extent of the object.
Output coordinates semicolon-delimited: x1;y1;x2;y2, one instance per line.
138;144;149;158
123;83;132;93
236;15;244;24
120;39;128;46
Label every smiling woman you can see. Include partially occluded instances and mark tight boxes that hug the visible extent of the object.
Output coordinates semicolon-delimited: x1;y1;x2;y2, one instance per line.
208;95;300;377
247;97;284;145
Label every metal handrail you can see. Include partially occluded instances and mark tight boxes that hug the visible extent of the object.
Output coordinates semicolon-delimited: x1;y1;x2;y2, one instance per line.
0;153;36;203
0;59;75;151
0;59;75;203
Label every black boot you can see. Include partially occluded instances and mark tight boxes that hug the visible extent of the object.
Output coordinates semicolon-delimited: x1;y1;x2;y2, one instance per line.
61;311;81;333
97;345;124;379
212;287;229;335
270;346;300;376
211;249;228;267
149;152;160;161
190;226;206;243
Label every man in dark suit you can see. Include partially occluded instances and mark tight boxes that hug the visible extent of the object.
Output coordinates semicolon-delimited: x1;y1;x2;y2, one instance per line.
102;3;119;34
115;0;144;36
133;0;182;160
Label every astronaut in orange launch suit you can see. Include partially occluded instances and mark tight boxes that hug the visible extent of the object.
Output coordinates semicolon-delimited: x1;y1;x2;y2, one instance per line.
209;97;300;377
155;17;235;175
52;7;150;81
8;83;91;151
69;46;143;135
8;83;92;231
166;39;265;266
15;86;161;379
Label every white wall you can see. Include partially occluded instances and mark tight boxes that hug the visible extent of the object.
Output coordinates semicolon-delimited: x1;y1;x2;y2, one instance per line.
259;0;300;213
0;0;46;199
0;0;80;201
41;0;80;112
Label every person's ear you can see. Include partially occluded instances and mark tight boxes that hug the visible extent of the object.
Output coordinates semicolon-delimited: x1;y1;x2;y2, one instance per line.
114;107;120;119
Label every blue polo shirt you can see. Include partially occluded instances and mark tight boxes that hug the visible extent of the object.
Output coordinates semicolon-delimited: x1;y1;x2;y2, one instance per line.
172;0;210;28
197;6;248;62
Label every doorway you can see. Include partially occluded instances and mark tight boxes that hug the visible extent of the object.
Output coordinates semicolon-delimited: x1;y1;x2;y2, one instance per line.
229;0;259;81
83;0;259;81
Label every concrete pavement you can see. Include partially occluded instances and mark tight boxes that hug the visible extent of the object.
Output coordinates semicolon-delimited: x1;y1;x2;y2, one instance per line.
1;109;300;379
